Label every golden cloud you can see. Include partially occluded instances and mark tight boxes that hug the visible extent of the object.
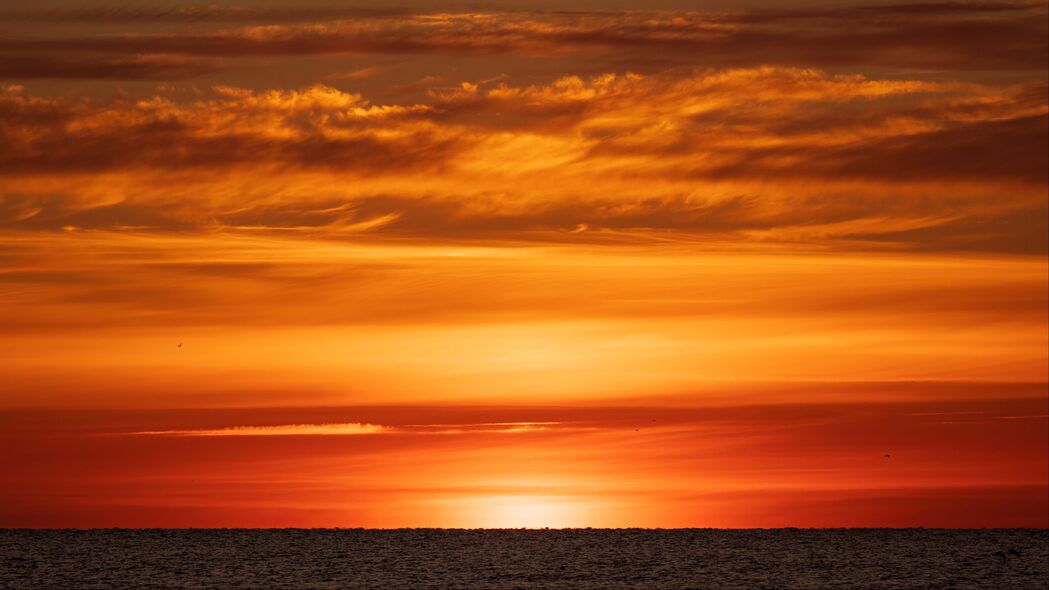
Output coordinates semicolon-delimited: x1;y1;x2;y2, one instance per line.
1;68;1045;253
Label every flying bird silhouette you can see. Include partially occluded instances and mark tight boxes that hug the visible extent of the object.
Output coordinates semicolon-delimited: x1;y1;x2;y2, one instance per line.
177;343;182;349
884;454;891;459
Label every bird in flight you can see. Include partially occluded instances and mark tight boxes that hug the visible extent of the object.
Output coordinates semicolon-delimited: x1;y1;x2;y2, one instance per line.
884;454;891;459
177;343;182;349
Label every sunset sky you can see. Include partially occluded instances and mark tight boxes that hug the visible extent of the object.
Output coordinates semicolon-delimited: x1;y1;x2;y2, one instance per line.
1;0;1047;528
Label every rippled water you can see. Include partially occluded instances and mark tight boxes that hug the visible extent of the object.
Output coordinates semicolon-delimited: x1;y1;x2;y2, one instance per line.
2;529;1047;589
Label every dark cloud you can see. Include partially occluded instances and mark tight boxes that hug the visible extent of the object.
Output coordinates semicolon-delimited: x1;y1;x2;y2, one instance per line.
0;6;409;24
0;92;466;175
0;2;1039;24
0;131;463;174
0;54;220;80
846;201;1049;255
725;0;1044;23
0;4;1044;74
855;1;1044;15
691;114;1049;184
11;188;1033;256
2;387;1044;434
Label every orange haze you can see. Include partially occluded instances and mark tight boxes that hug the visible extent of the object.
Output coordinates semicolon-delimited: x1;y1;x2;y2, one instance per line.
1;0;1046;528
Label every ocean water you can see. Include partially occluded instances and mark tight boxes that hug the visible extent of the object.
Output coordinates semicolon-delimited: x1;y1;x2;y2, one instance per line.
1;529;1046;589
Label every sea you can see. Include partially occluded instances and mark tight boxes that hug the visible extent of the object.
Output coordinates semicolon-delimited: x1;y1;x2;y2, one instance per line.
2;529;1047;589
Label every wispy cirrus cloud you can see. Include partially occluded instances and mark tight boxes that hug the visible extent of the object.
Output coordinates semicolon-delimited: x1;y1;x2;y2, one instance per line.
0;67;1044;253
132;422;390;436
129;421;569;436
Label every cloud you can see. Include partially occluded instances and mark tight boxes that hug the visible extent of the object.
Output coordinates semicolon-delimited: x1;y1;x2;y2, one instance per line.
133;422;390;436
0;67;1044;253
0;6;408;24
0;54;221;80
128;421;572;436
0;84;460;175
0;4;1044;74
1;2;1040;24
690;113;1049;184
843;200;1049;254
326;66;384;81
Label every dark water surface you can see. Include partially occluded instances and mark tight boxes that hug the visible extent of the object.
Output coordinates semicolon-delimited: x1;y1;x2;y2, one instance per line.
2;529;1046;589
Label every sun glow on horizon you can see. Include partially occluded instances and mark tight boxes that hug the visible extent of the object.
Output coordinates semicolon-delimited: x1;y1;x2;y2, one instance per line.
441;495;602;529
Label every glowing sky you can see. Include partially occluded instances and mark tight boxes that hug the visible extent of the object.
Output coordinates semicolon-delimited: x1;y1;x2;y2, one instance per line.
1;0;1046;528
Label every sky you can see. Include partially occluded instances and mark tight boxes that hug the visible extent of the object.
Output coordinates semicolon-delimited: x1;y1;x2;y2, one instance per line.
0;0;1046;528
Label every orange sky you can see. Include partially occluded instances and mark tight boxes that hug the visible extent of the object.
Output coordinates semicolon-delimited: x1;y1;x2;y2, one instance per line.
0;0;1046;528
